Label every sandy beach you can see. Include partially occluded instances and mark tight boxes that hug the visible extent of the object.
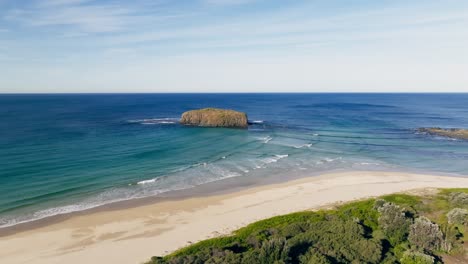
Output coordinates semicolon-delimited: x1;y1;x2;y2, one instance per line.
1;171;468;264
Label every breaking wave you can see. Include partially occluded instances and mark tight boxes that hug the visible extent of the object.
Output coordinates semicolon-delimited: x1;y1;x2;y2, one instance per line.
127;118;179;125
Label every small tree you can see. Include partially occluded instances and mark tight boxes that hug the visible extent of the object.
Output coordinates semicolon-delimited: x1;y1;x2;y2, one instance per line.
377;202;412;245
408;217;443;252
447;208;468;225
373;199;386;210
448;192;468;206
258;237;290;264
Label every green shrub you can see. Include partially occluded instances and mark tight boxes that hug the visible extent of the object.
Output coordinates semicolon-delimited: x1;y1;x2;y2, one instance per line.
377;202;412;245
393;242;411;260
448;192;468;206
240;250;260;264
381;194;421;208
335;199;379;231
205;249;243;264
447;208;468;225
258;237;289;264
168;236;237;257
279;222;309;239
298;248;331;264
439;223;463;253
288;219;383;263
235;211;322;240
374;199;386;210
400;250;435;264
408;217;443;252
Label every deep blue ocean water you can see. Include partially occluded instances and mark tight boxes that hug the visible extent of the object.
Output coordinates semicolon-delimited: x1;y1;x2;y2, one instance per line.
1;93;468;228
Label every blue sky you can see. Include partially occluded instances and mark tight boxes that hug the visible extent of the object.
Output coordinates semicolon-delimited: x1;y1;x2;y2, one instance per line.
0;0;467;93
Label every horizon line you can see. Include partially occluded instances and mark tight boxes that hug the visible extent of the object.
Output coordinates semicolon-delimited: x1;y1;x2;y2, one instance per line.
2;91;468;95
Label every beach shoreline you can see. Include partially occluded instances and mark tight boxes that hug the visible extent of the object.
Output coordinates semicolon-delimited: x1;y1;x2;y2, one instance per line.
0;167;352;236
0;167;459;236
2;170;468;264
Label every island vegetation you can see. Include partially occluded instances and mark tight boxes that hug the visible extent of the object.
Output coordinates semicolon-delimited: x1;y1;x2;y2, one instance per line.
147;188;468;264
180;108;248;128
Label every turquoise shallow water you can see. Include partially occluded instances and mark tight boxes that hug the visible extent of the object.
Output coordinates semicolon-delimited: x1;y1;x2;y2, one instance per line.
1;93;468;228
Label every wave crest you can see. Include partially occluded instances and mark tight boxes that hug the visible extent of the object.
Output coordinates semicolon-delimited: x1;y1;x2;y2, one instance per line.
127;118;179;125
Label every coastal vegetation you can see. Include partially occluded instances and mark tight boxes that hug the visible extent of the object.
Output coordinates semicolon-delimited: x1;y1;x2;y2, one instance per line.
147;188;468;264
180;108;248;128
418;128;468;140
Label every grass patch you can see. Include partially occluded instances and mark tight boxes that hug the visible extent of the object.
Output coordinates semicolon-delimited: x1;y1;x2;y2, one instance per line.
335;199;379;230
381;193;421;207
235;211;325;239
169;236;239;257
439;188;468;195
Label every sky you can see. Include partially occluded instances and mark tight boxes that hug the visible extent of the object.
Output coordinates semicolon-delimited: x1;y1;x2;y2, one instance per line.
0;0;467;93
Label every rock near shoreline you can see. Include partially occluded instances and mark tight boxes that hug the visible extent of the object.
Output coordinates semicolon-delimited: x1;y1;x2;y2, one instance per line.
180;108;248;128
418;127;468;140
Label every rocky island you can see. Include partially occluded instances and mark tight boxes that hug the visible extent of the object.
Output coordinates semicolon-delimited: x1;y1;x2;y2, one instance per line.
418;127;468;140
180;108;248;128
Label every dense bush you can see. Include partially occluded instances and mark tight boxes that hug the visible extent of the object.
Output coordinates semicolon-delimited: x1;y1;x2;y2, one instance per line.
287;219;383;263
377;202;412;245
147;190;468;264
257;237;289;264
448;192;468;206
446;208;468;225
298;248;331;264
408;217;443;252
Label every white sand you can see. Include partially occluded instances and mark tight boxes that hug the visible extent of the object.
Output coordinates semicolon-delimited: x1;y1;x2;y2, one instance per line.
1;171;468;264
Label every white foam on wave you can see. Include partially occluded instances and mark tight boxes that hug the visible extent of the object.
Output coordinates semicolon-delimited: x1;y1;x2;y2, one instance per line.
0;178;199;229
261;154;289;164
0;159;254;229
137;163;215;185
209;171;242;182
137;178;159;185
295;143;313;149
1;152;294;229
128;118;179;125
256;136;272;143
315;157;342;165
359;162;380;166
0;190;147;229
250;120;264;124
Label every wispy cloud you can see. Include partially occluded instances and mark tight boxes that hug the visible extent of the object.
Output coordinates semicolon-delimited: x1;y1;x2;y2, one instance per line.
1;0;467;92
95;3;468;52
202;0;257;5
4;0;156;33
38;0;93;7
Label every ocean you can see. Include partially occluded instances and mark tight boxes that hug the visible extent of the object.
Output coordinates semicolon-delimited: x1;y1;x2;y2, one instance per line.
1;93;468;228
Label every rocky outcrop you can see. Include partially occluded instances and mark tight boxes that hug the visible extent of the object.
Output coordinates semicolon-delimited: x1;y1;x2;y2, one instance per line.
418;128;468;140
180;108;248;128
